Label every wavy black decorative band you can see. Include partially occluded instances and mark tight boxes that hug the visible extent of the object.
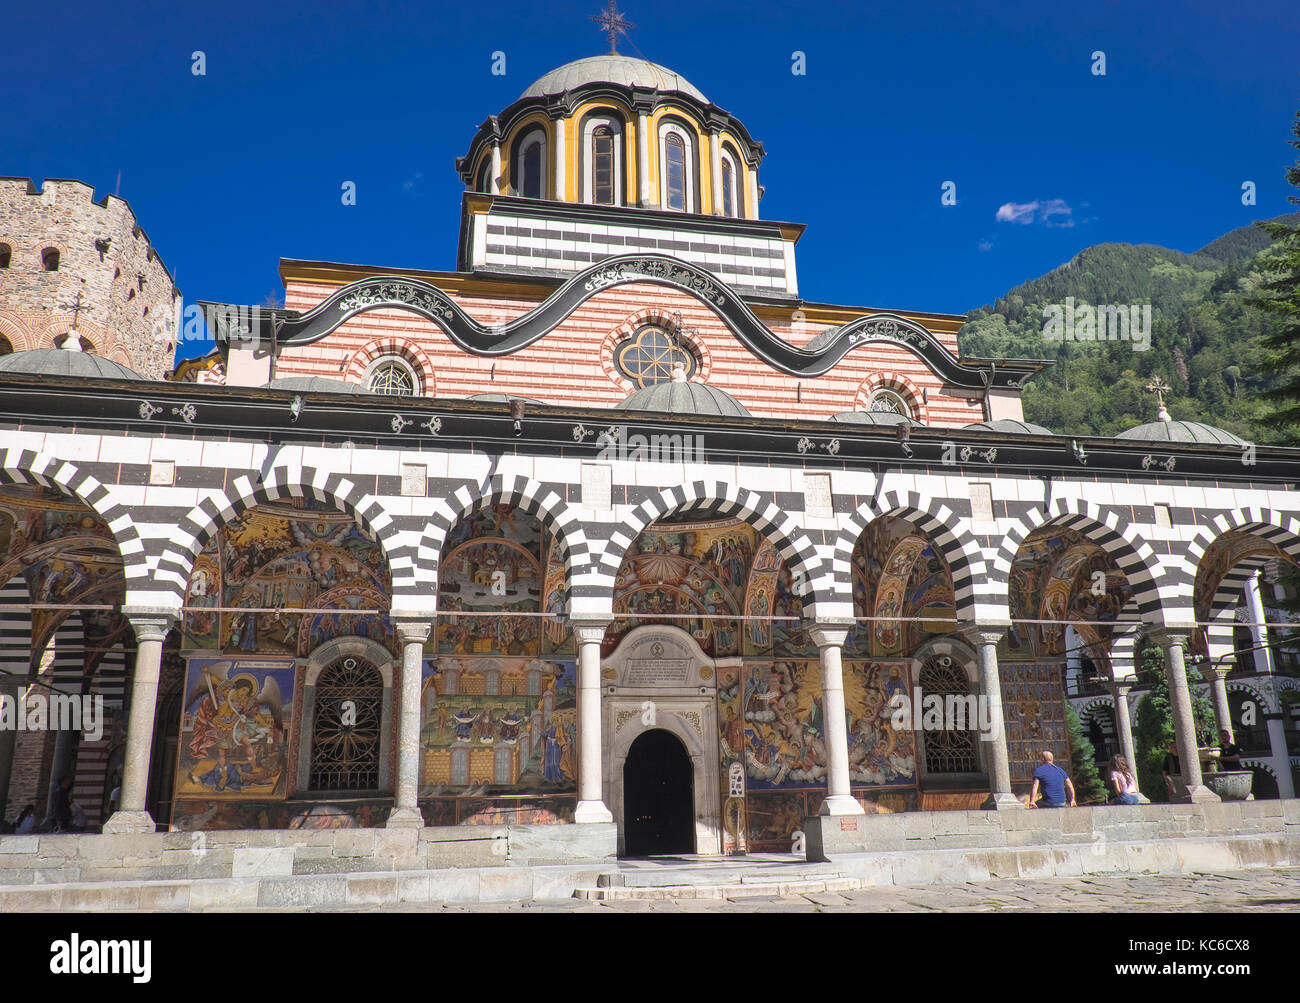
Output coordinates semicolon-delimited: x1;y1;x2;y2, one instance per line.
267;254;1037;390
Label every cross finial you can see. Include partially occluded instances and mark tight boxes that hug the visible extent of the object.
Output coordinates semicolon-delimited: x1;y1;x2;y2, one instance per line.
1145;375;1172;421
590;0;634;54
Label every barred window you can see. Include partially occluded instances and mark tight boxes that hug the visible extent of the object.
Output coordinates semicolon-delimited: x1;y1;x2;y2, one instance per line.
309;656;383;791
868;389;911;417
366;357;417;396
918;654;980;774
614;325;695;388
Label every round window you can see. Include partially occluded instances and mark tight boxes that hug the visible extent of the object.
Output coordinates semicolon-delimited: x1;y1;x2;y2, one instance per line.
366;357;418;396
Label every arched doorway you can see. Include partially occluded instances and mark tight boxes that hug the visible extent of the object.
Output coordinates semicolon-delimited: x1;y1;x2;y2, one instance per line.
623;729;694;857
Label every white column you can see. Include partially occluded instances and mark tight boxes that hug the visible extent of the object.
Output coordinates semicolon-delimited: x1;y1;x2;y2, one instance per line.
573;621;612;823
490;140;502;195
968;626;1021;809
552;117;566;201
103;614;176;833
1264;713;1296;798
387;620;431;828
747;166;760;219
1245;572;1276;674
809;624;862;816
1107;681;1149;802
636;111;651;207
709;131;724;215
1154;628;1218;803
1204;665;1234;743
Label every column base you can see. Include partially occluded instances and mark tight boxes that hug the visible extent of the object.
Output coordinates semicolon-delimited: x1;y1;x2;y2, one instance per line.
384;806;425;829
574;800;613;824
982;792;1026;811
102;810;156;834
802;814;868;862
818;793;865;817
1174;784;1222;804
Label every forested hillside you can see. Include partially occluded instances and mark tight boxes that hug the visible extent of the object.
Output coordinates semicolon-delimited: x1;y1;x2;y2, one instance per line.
958;215;1299;442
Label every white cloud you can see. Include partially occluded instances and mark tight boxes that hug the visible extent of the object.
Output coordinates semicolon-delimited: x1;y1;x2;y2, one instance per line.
995;198;1075;228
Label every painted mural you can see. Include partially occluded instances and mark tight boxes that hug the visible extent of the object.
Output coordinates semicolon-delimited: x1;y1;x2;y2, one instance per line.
999;661;1072;790
419;656;577;795
174;656;295;801
850;517;956;658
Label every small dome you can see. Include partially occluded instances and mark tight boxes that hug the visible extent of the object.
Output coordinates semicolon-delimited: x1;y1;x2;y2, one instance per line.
1117;420;1245;445
830;410;924;427
264;377;368;394
617;366;748;416
964;419;1053;435
521;55;707;103
469;393;544;404
0;348;144;381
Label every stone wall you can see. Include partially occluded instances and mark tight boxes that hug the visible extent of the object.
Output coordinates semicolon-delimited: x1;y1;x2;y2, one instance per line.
0;178;180;377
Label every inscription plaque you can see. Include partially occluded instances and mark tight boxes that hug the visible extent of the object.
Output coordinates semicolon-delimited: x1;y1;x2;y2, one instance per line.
625;658;691;686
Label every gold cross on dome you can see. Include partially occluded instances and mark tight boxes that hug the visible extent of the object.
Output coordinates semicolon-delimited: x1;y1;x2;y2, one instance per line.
1144;375;1170;409
590;0;634;54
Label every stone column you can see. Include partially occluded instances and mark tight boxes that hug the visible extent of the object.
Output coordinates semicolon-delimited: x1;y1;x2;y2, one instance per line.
636;110;651;207
490;140;502;195
573;621;612;823
809;624;862;816
0;679;18;817
1202;664;1234;743
1152;628;1218;803
967;626;1021;809
709;130;724;215
387;620;431;829
552;116;566;201
1264;713;1296;799
103;614;176;834
1245;571;1276;673
1106;681;1150;803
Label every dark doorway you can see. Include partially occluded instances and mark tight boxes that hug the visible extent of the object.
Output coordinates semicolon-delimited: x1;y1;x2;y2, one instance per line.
623;729;694;857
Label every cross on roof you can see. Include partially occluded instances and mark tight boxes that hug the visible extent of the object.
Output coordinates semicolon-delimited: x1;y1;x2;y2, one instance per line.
59;291;87;328
1145;375;1172;420
590;0;634;55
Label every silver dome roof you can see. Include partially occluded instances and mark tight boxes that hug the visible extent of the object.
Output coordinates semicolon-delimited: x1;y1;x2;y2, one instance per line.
521;55;707;103
0;348;144;381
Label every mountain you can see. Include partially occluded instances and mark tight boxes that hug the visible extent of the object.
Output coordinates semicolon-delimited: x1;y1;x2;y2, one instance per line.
958;216;1295;442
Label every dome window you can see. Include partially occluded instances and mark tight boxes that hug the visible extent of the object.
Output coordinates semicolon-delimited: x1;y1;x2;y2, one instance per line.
721;158;735;217
42;247;60;271
365;356;419;396
614;325;696;388
658;120;697;213
868;388;912;418
665;134;686;211
580;112;624;206
593;126;615;204
513;127;546;199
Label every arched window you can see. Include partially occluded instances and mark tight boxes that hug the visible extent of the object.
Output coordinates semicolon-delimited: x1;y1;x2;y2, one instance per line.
0;243;11;268
665;134;686;211
721;158;735;217
917;653;981;775
476;156;492;194
0;335;12;357
614;325;696;388
365;356;418;396
513;128;546;199
868;388;912;418
41;247;60;271
593;126;615;205
309;656;384;791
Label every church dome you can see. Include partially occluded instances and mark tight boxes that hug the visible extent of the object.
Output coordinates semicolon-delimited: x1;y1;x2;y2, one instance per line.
830;410;924;427
264;376;369;394
521;55;707;102
616;365;749;416
964;419;1053;435
0;346;144;381
1117;419;1244;445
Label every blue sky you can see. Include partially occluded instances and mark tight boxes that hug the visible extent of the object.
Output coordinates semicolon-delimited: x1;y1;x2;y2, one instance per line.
5;0;1298;359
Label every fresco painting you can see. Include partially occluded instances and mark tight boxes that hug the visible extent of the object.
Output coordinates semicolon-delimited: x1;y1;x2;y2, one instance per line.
1000;661;1072;789
174;656;295;801
849;517;956;658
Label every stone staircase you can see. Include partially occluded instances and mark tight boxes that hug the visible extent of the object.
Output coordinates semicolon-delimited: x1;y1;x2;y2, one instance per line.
573;854;865;901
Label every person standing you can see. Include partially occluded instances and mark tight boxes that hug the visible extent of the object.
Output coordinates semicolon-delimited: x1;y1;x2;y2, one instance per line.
1028;750;1076;808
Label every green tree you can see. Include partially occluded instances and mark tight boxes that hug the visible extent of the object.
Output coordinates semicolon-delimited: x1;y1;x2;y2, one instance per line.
1064;705;1109;804
1251;106;1300;441
1133;656;1217;802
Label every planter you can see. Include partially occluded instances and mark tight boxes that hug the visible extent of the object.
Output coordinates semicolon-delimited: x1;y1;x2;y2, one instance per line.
1203;769;1254;801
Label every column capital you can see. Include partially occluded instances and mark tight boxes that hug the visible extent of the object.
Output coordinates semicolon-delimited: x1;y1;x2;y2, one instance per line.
807;620;853;649
393;620;432;646
961;622;1009;647
571;619;611;645
125;611;178;644
1106;680;1133;699
1148;626;1195;649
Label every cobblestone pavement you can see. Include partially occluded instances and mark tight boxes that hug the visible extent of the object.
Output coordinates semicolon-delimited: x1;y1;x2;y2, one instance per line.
329;868;1300;913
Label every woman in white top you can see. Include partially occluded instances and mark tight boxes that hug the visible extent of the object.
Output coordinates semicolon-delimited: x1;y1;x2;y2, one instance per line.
1107;755;1140;805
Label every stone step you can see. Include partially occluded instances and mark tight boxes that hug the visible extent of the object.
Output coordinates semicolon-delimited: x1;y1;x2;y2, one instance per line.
596;863;846;888
576;875;864;901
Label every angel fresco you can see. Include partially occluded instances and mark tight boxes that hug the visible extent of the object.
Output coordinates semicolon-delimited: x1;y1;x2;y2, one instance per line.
177;660;291;799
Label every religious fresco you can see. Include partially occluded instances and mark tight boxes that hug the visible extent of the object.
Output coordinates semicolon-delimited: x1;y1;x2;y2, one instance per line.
605;518;754;658
849;517;955;658
420;795;576;826
742;540;816;657
170;799;390;831
174;656;295;801
541;539;574;656
436;506;546;657
1193;531;1293;622
419;656;577;795
999;661;1072;790
1004;527;1130;662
